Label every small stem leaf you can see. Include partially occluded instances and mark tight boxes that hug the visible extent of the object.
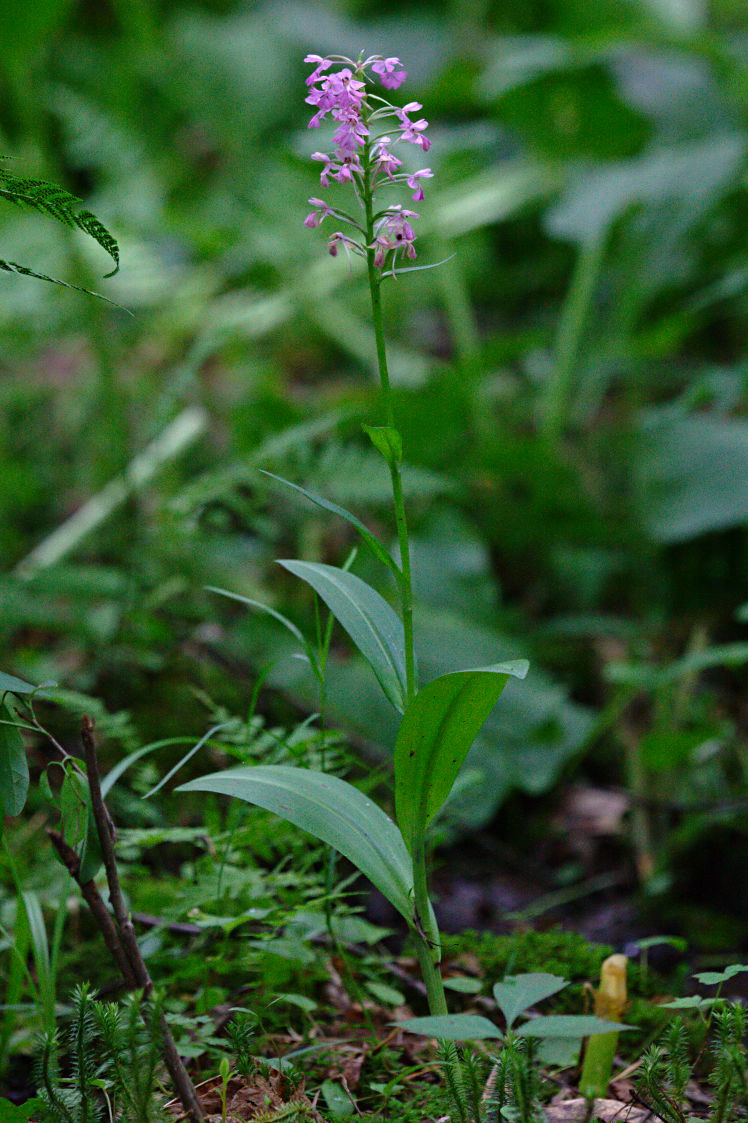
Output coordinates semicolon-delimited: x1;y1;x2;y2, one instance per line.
0;702;29;817
516;1015;632;1038
394;661;528;850
362;425;403;468
176;764;416;922
278;560;407;712
380;254;456;278
493;973;569;1030
260;471;400;576
397;1014;502;1041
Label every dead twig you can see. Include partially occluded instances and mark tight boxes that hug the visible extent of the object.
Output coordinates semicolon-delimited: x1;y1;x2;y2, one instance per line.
55;715;206;1122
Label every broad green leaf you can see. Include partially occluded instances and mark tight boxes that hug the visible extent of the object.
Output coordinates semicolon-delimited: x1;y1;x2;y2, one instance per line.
517;1015;632;1039
0;702;29;817
493;973;568;1030
177;765;415;922
278;561;407;712
397;1014;501;1040
0;670;37;695
394;661;528;850
260;471;399;576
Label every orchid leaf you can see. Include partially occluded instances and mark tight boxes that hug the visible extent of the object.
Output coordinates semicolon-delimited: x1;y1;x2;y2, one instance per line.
278;560;407;712
177;765;415;922
394;661;528;850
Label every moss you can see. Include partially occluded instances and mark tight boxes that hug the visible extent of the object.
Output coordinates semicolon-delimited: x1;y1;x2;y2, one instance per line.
442;926;614;989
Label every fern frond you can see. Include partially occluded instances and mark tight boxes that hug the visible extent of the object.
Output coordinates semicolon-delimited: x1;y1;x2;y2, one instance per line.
0;166;119;275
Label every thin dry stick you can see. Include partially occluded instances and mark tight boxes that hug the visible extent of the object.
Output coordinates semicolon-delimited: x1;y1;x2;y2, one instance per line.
80;714;206;1122
46;827;136;988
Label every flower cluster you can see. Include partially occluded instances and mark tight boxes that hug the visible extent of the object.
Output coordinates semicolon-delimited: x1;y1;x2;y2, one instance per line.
303;53;432;273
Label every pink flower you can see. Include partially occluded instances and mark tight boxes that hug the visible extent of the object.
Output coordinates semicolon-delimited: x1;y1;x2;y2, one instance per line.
371;57;407;89
396;103;431;151
304;197;336;228
304;54;333;86
373;138;402;179
332;111;368;154
372;206;420;268
406;168;433;201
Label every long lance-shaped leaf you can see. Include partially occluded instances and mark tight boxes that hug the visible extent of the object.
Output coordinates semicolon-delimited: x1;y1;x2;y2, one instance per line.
395;661;528;852
278;560;408;712
261;471;400;576
0;259;127;308
177;765;415;922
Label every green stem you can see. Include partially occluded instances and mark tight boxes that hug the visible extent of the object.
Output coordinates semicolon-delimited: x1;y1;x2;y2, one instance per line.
362;140;417;702
541;231;605;445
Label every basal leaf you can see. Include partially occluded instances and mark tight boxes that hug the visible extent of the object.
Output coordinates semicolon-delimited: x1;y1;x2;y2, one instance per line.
394;661;528;850
397;1014;501;1041
177;765;415;922
493;973;568;1030
278;561;407;712
261;471;399;576
0;702;29;817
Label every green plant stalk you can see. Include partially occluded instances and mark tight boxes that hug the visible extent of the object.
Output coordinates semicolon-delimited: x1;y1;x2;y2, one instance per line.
0;887;29;1078
362;143;416;703
541;231;605;445
580;954;627;1101
580;1031;619;1101
361;136;473;1122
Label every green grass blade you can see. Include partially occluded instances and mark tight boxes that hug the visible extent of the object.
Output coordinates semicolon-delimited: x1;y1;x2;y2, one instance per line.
261;471;400;576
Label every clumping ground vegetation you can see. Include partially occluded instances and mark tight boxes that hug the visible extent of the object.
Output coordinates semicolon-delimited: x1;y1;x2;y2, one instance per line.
2;0;748;1120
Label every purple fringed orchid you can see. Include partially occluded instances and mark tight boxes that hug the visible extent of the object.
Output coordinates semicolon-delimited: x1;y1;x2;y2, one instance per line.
302;52;433;274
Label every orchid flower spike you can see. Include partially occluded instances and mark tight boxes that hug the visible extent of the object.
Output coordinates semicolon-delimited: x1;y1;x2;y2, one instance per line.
302;52;433;273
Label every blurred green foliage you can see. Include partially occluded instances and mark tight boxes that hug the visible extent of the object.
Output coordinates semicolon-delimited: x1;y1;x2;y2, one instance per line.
1;0;748;937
